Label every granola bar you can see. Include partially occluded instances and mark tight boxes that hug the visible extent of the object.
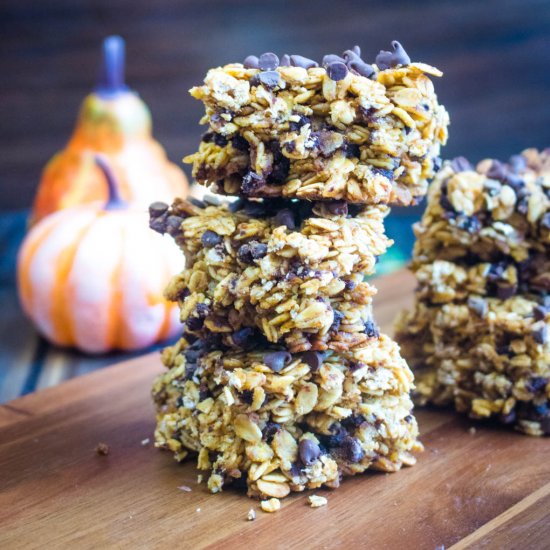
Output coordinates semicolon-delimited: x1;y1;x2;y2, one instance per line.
150;198;390;352
395;295;550;436
153;334;422;498
411;149;550;268
184;43;449;205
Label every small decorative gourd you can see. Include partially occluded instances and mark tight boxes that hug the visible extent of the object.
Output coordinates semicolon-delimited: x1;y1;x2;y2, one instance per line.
31;35;188;225
18;157;183;354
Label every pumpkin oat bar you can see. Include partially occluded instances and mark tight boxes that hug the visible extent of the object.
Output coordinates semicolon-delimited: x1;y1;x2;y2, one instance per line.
395;295;550;436
153;333;421;499
150;197;390;352
184;43;449;206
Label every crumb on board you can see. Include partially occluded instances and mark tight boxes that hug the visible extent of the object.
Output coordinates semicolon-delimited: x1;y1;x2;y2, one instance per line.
247;508;256;521
141;438;150;446
308;495;328;508
196;508;201;513
178;485;192;492
95;443;110;456
469;427;477;435
197;474;203;484
260;498;281;513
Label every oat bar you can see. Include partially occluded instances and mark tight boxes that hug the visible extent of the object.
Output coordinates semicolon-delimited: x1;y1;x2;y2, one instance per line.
151;198;390;352
184;43;449;205
153;334;421;498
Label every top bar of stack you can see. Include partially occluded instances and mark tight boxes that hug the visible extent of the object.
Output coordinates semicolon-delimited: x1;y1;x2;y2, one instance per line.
184;42;449;205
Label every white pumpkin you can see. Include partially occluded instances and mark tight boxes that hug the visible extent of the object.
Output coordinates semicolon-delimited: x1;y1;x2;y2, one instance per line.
17;157;183;353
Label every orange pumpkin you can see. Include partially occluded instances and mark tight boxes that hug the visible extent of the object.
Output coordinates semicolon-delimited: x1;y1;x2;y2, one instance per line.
31;36;188;225
18;156;183;354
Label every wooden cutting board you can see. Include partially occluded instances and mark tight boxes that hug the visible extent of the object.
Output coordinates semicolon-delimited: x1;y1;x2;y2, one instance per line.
1;270;549;550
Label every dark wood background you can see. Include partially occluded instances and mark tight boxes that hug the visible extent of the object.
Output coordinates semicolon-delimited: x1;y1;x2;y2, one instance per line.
1;0;550;212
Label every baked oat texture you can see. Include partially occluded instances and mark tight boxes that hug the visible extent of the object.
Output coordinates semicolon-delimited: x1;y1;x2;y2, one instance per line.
184;48;449;206
153;335;422;498
396;149;550;436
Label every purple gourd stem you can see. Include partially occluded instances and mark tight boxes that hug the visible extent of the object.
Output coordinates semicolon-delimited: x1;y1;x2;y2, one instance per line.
94;156;127;210
95;35;129;97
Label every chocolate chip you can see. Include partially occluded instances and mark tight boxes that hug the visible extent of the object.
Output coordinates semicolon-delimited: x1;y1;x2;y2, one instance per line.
322;54;345;66
487;160;508;182
231;327;255;348
526;377;547;393
262;421;281;442
487;262;507;283
243;55;259;69
231;135;249;152
364;320;379;338
279;54;291;67
375;40;410;70
240;389;254;404
251;70;281;88
450;156;473;173
258;52;279;71
326;200;348;216
302;351;324;371
242;171;265;194
263;351;292;372
201;230;222;248
186;316;204;331
532;324;548;345
341;436;365;463
299;439;321;466
243;200;267;217
289;54;318;69
149;201;169;218
468;296;488;317
326;61;348;81
508;154;527;174
330;310;344;332
344;142;361;158
534;305;548;321
342;49;374;78
274;208;296;229
289;115;310;132
496;284;517;300
456;215;481;234
237;241;268;264
165;215;184;237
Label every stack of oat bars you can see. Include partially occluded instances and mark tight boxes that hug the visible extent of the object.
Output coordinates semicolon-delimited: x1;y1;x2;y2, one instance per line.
396;150;550;436
149;41;449;506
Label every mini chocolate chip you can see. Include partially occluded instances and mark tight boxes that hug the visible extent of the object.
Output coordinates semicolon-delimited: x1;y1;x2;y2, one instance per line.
243;55;259;69
290;54;318;69
508;154;527;174
526;377;547;393
149;201;169;218
344;279;356;290
322;54;345;66
299;439;321;466
240;389;254;404
237;241;268;264
243;200;267;217
231;327;255;348
352;45;361;56
279;54;291;66
231;135;250;152
251;70;281;88
326;200;348;216
456;214;481;234
487;262;507;283
242;171;265;195
165;215;184;237
201;230;222;248
274;208;296;229
345;142;361;158
534;305;548;321
330;310;344;332
263;351;292;372
289;115;310;132
341;436;365;463
302;351;324;371
487;160;508;182
258;52;279;71
496;284;517;300
540;212;550;230
532;324;548;345
262;421;281;442
468;296;488;317
375;40;410;70
342;49;374;78
364;320;379;338
326;61;348;81
186;316;205;331
450;156;473;173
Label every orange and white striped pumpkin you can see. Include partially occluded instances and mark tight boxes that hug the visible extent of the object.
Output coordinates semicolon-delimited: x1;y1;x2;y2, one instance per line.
17;157;183;354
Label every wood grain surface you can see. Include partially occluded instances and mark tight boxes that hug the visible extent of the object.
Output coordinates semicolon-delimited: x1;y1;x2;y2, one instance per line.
1;270;549;550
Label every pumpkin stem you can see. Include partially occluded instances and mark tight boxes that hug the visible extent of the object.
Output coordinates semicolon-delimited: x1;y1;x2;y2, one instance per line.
94;156;127;210
95;35;129;98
